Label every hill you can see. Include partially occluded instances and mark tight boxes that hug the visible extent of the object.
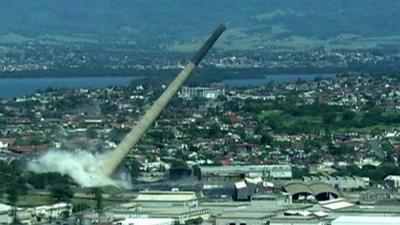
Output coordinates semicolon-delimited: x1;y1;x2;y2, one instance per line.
1;0;400;51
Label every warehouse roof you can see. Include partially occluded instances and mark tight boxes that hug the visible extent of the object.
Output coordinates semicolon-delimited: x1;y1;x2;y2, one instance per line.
134;191;197;202
285;182;313;195
309;182;339;196
332;216;400;225
217;211;274;219
284;181;340;198
116;218;174;225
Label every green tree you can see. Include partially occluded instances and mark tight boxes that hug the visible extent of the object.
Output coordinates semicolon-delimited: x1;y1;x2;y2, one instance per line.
72;203;91;213
185;217;203;225
86;127;98;139
7;183;18;206
15;176;28;195
50;184;74;202
128;159;142;179
27;173;46;189
91;188;103;214
260;133;273;145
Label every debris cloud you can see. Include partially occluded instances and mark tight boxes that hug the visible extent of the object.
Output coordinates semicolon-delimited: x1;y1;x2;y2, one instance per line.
27;150;131;189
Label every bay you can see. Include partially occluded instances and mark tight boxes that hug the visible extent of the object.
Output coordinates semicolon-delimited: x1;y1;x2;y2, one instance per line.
0;76;140;98
0;74;337;98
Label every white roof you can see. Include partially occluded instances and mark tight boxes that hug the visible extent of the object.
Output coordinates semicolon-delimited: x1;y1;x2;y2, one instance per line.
313;211;328;217
0;203;12;212
115;218;174;225
320;199;354;210
385;175;400;181
135;191;197;202
235;181;247;189
333;216;400;225
263;181;274;187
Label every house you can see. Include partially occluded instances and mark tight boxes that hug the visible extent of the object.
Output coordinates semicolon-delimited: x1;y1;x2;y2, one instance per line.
0;138;16;149
384;175;400;189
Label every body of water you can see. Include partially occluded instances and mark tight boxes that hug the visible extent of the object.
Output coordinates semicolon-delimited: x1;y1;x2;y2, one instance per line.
223;74;337;86
0;74;337;98
0;76;139;98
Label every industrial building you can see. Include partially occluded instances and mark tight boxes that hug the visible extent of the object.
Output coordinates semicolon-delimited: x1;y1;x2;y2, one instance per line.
303;176;370;191
233;177;274;201
138;208;210;224
332;216;400;225
199;164;292;182
0;202;72;225
113;218;174;225
215;211;275;225
214;204;331;225
384;175;400;189
132;190;198;208
284;181;340;201
179;86;225;99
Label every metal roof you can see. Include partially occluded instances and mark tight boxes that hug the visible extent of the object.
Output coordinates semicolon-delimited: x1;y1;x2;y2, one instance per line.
333;216;400;225
284;181;340;197
285;182;313;195
309;182;339;196
134;191;197;202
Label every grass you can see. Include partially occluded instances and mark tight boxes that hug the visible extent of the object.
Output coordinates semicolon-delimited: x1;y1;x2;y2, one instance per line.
1;188;124;208
0;33;97;44
254;10;287;21
258;108;400;133
0;33;33;43
39;34;98;44
165;23;400;52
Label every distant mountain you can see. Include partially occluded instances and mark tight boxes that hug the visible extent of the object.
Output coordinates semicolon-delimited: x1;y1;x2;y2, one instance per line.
1;0;400;51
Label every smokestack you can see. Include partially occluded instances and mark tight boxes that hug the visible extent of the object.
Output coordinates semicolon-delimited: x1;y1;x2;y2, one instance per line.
99;25;226;176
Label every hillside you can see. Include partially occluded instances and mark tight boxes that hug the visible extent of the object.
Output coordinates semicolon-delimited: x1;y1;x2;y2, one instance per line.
1;0;400;51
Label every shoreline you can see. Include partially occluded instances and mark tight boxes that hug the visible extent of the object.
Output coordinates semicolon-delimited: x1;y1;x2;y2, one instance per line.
0;67;341;79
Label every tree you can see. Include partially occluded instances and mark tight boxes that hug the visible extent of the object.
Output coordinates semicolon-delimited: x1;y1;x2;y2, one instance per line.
169;160;190;179
6;182;19;225
128;159;142;179
260;133;273;145
14;176;28;195
27;173;46;189
61;210;70;219
185;217;203;225
7;183;18;206
322;112;336;124
50;184;74;202
86;127;98;139
91;188;103;214
72;203;91;213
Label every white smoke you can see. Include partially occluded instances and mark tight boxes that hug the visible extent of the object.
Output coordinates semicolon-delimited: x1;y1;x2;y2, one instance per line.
27;150;132;189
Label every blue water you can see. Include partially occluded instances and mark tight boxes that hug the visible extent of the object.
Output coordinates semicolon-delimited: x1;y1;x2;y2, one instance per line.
0;76;140;98
223;74;337;87
0;74;337;98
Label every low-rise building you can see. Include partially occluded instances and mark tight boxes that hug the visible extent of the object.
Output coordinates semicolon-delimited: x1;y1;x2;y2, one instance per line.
113;218;174;225
179;86;225;99
200;165;292;182
332;216;400;225
384;175;400;189
303;176;369;191
132;191;198;208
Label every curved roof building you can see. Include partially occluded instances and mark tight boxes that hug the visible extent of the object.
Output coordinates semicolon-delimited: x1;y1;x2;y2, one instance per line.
284;181;340;201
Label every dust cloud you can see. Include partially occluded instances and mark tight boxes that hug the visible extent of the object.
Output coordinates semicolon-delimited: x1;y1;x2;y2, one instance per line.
27;150;132;189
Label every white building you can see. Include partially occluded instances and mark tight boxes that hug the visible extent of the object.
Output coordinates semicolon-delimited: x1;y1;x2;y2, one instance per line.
32;202;72;219
384;175;400;189
132;190;198;208
0;202;72;225
114;218;174;225
179;86;225;99
200;164;292;182
332;216;400;225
